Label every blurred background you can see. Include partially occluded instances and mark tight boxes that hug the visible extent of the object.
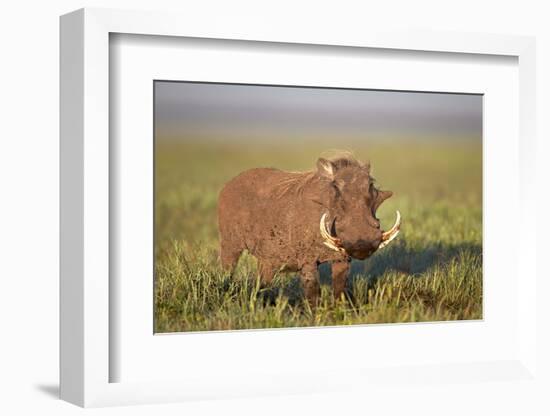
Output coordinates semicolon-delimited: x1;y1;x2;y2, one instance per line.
155;81;482;142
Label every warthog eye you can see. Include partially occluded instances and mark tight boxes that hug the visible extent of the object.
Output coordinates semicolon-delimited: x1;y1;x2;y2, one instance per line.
371;187;378;201
331;181;344;196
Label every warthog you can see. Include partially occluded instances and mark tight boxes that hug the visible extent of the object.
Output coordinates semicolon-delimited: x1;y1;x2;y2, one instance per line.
217;154;401;303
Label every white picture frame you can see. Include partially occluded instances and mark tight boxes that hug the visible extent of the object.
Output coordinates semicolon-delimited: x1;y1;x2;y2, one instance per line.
60;8;538;408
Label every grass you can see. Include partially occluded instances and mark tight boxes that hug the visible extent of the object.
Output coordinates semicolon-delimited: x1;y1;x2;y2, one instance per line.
154;139;482;332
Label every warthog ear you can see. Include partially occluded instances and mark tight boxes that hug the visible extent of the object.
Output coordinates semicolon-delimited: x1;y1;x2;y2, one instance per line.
316;158;336;179
378;190;393;202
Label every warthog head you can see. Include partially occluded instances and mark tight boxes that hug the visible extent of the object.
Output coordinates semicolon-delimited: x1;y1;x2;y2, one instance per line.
315;157;400;260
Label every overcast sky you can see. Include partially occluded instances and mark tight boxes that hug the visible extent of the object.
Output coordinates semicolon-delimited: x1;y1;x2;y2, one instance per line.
155;81;482;142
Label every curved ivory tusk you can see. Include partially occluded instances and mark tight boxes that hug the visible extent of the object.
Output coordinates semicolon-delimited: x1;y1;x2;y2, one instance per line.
320;213;346;253
378;210;401;249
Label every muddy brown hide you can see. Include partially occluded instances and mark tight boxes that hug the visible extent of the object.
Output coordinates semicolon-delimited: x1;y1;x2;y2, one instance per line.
217;156;393;303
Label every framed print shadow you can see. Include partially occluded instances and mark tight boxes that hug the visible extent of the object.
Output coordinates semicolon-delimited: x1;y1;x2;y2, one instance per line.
153;81;483;333
60;7;538;408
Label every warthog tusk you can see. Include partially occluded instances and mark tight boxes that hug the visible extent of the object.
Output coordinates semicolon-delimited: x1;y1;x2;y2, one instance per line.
378;210;401;250
320;213;346;253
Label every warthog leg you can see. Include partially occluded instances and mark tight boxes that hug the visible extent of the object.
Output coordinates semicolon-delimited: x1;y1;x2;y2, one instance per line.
258;261;276;285
220;238;243;275
300;263;320;305
331;260;351;300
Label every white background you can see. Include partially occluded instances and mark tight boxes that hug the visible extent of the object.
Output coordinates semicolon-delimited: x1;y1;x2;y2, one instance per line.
1;1;549;415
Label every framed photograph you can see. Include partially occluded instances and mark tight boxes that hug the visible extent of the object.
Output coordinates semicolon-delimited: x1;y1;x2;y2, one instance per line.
60;8;538;407
152;80;482;333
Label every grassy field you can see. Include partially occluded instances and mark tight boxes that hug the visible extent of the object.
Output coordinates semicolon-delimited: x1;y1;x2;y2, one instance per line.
154;139;482;332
